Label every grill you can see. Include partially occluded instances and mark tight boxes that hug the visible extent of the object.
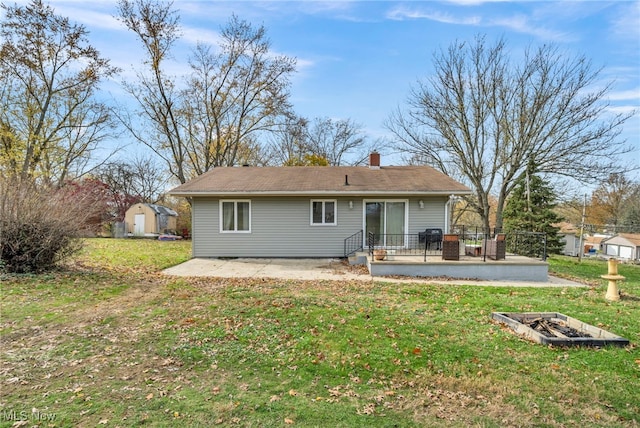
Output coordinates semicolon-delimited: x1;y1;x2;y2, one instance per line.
419;228;443;250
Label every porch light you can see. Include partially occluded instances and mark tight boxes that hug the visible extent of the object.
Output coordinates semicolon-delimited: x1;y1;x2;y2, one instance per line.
349;200;354;209
419;200;424;209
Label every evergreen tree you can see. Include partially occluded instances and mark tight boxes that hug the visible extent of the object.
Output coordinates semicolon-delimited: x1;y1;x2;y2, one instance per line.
503;174;564;256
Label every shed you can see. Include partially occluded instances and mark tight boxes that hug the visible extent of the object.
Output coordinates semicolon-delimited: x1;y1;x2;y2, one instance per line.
124;203;178;237
602;233;640;261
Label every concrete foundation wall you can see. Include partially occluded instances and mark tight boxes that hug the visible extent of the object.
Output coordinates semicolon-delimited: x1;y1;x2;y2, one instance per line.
367;260;549;282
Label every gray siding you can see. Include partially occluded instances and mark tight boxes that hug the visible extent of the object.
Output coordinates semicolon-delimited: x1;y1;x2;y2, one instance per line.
407;198;446;234
192;196;448;258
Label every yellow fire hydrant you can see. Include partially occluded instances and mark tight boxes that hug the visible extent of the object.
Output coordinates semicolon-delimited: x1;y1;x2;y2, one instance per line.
601;258;625;301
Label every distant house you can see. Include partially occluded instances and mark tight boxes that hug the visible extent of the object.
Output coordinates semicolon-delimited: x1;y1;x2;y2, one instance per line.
124;203;178;237
169;153;472;258
583;234;609;256
557;222;580;257
602;233;640;261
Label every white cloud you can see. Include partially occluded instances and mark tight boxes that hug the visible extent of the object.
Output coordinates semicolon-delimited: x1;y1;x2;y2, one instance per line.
608;88;640;102
386;6;481;25
441;0;509;5
609;2;640;42
387;5;568;41
488;15;570;41
607;105;639;116
51;4;125;31
182;26;223;46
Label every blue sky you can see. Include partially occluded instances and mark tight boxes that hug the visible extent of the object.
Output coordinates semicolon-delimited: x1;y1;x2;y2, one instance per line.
7;0;640;167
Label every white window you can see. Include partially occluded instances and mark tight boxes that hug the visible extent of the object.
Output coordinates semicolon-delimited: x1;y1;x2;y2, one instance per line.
310;200;337;226
220;200;251;232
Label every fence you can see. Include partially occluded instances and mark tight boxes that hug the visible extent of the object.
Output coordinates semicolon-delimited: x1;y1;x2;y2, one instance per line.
364;228;547;262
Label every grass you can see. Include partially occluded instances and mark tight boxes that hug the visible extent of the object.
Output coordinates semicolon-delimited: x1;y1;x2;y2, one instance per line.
1;238;638;427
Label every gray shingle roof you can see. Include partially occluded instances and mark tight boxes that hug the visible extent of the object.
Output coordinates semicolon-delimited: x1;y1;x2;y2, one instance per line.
169;165;471;196
147;204;178;216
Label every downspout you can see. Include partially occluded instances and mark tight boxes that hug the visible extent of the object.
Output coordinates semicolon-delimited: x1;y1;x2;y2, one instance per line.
444;198;450;234
445;194;458;234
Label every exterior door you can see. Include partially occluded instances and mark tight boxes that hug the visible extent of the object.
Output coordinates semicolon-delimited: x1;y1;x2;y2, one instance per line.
364;201;406;247
134;213;145;236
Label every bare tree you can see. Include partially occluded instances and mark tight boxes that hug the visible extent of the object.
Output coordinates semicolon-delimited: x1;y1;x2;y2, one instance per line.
182;18;296;171
117;1;296;182
589;173;638;233
306;117;367;166
0;0;119;186
97;156;167;203
387;35;633;231
268;116;376;166
267;115;309;165
116;0;187;182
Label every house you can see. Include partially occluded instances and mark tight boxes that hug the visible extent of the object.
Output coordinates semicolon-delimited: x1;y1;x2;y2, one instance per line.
556;222;580;257
583;234;610;256
602;233;640;261
169;153;472;258
124;203;178;237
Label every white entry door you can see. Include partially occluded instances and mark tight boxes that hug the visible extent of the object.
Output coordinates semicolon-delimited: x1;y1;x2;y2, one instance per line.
134;214;145;236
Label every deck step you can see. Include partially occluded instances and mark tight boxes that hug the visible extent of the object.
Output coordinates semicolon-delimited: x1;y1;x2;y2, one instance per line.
348;253;367;265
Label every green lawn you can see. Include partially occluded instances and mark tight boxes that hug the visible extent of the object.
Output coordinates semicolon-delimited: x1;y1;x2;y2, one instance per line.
1;239;638;427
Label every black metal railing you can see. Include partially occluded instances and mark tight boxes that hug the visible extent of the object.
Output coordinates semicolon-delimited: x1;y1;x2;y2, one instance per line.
507;232;547;261
343;230;364;257
367;232;442;262
453;226;547;261
365;228;548;262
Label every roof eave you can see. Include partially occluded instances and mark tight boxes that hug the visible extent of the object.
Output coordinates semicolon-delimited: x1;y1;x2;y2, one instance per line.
169;190;473;197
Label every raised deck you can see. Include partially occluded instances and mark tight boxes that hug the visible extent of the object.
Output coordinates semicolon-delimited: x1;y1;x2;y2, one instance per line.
350;252;549;282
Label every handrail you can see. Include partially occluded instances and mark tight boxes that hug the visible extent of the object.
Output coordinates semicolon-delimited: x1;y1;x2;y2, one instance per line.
343;229;363;257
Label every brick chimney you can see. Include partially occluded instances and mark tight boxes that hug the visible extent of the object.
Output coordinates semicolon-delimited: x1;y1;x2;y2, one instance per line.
369;152;380;170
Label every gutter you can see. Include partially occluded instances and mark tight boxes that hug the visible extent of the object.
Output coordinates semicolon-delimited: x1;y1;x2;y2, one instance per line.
169;190;473;198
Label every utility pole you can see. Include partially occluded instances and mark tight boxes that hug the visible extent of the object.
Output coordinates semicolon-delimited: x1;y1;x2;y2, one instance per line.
578;193;586;262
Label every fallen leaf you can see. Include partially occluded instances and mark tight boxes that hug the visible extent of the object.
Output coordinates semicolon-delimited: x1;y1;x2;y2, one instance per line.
146;393;153;400
288;389;298;396
98;419;108;425
285;418;294;424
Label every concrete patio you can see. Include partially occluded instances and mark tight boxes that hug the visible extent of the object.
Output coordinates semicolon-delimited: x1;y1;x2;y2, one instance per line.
163;256;582;287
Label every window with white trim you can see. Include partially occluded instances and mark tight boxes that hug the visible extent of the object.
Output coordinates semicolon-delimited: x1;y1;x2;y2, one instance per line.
311;200;336;225
220;200;251;232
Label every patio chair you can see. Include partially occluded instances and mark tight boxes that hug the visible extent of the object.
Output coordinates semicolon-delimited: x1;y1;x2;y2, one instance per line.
484;233;506;260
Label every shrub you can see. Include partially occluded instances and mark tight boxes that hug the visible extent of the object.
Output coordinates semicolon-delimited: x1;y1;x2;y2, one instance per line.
0;178;102;273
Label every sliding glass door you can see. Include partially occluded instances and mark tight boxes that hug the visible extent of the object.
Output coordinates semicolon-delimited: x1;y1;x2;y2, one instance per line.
365;200;407;247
